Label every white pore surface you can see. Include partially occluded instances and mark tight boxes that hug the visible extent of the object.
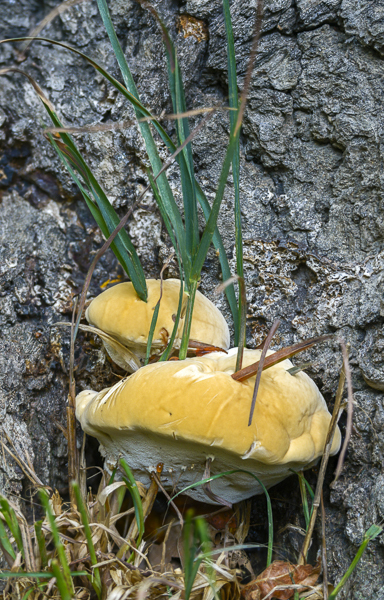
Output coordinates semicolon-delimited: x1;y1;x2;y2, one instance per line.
97;427;317;505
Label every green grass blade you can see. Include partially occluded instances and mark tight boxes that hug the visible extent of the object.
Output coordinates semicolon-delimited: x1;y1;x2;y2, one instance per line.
179;280;198;360
22;585;47;600
39;491;74;596
290;469;315;529
301;474;315;501
120;459;144;546
95;1;190;277
97;0;199;260
136;0;200;258
0;571;87;579
172;468;273;567
0;497;23;556
164;43;199;258
183;510;195;600
194;517;218;600
183;512;217;600
145;300;160;366
49;135;107;227
34;520;48;569
147;172;183;268
147;172;185;362
186;551;202;598
223;0;243;345
195;183;239;342
298;473;310;530
50;560;72;600
0;516;16;563
159;272;184;362
72;482;101;599
328;525;383;599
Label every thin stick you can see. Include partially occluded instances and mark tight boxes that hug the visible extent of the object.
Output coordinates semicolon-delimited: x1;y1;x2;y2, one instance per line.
19;0;88;56
334;341;354;480
79;433;87;502
299;343;350;564
0;435;44;487
320;490;328;600
151;472;184;529
248;319;280;426
67;296;79;505
234;0;264;135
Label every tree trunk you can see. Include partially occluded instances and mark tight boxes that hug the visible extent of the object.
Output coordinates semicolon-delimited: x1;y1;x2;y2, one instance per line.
1;1;383;597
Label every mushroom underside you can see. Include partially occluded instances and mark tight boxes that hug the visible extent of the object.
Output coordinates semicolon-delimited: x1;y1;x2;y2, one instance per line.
95;427;324;505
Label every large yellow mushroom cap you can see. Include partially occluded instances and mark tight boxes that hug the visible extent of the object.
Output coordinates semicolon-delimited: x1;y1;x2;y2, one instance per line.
76;348;341;504
85;279;230;359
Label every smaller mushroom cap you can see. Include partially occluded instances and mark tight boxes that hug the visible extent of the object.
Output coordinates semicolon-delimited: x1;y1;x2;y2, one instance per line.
76;348;341;504
86;279;230;361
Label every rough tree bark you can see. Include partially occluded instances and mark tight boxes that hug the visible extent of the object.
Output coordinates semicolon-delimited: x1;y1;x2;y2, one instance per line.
0;1;383;597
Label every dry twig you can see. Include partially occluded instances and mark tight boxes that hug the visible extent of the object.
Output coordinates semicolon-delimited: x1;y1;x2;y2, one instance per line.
299;342;350;563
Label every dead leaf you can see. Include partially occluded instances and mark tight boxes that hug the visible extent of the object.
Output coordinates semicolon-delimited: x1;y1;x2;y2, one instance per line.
241;561;320;600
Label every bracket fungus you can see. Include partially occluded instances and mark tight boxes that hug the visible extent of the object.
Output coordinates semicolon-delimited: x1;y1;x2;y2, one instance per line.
85;279;230;370
76;348;341;505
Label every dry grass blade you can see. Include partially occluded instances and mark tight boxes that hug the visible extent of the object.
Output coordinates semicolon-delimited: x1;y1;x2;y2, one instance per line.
44;107;231;135
232;334;334;383
248;319;280;426
203;458;232;508
299;342;350;564
151;472;184;529
56;322;141;372
45;120;137;135
187;340;228;355
18;518;36;572
0;67;55;111
0;462;246;599
134;0;175;71
136;576;183;600
320;490;328;600
19;0;89;56
97;482;126;507
334;341;354;480
0;435;44;487
287;362;314;376
234;0;264;134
